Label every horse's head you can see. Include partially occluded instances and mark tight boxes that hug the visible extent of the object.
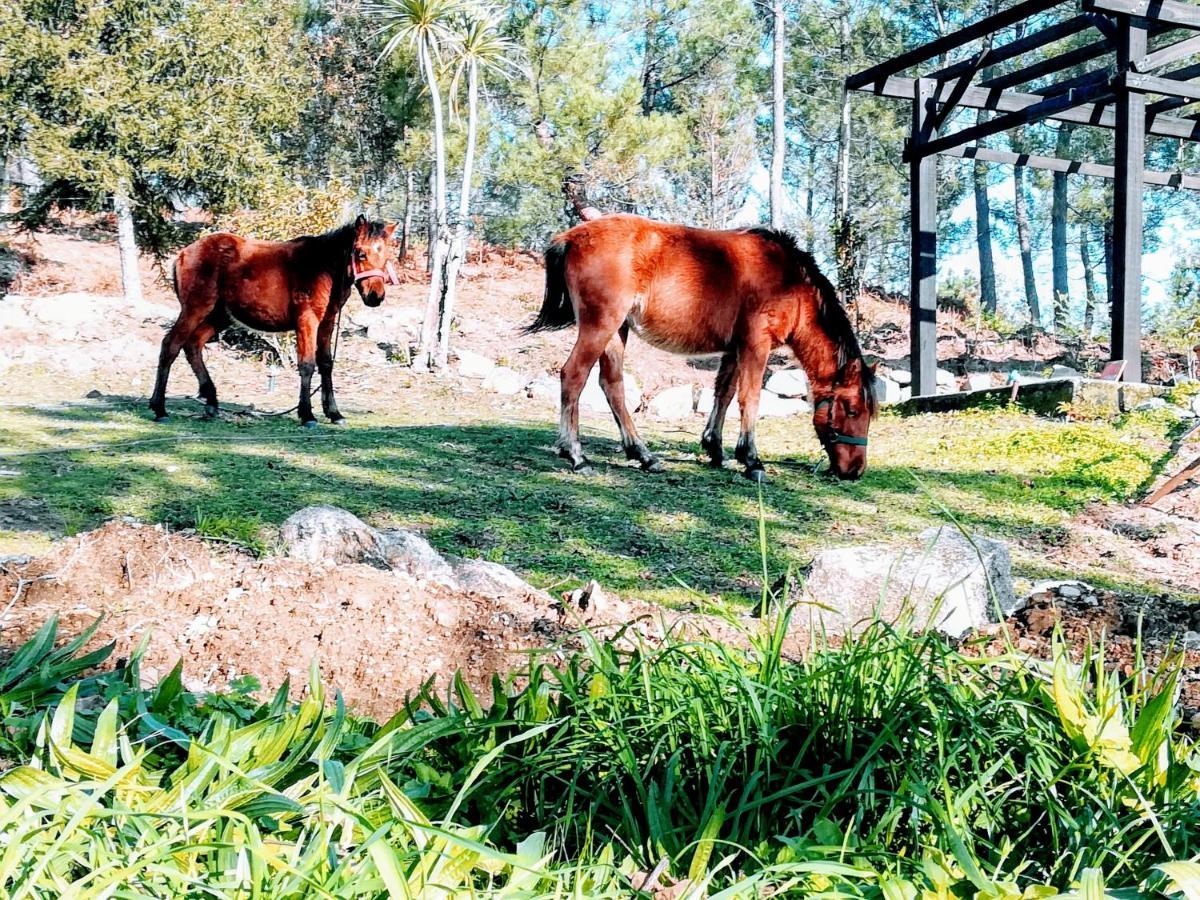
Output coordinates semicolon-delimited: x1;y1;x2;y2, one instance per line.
350;214;399;307
811;356;878;481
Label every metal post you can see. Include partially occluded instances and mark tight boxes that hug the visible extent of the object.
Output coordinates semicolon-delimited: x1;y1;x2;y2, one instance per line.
1112;17;1147;381
910;77;938;395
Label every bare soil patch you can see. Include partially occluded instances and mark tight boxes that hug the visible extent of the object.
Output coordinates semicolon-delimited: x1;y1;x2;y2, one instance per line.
0;522;794;718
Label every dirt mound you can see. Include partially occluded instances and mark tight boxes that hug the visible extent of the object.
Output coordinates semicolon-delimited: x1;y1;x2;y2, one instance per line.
0;523;775;718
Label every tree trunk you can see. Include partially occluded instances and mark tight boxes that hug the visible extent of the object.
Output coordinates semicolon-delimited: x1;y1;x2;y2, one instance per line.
1051;125;1072;330
437;59;480;368
417;39;449;370
399;167;413;265
973;112;997;314
836;9;851;223
426;166;436;276
1013;163;1040;324
805;141;816;252
1080;223;1098;336
113;182;143;305
769;0;785;229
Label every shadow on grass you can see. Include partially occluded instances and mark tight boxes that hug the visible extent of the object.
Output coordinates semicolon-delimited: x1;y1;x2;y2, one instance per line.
0;395;1165;604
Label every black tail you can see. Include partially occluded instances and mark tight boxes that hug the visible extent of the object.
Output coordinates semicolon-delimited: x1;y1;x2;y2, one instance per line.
522;239;575;333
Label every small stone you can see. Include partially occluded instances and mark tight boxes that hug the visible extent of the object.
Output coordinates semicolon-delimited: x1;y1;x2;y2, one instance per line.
483;366;524;395
1050;365;1080;379
966;373;993;392
1182;630;1200;650
1135;397;1168;412
758;393;812;418
1058;584;1082;599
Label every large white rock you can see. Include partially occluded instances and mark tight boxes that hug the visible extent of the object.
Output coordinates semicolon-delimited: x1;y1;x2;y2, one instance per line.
887;368;913;386
765;368;809;399
451;557;542;596
455;348;496;379
872;375;903;405
377;528;459;587
579;367;641;413
696;387;739;421
802;526;1016;638
936;368;957;388
280;506;386;568
526;372;559;401
647;384;696;419
483;366;525;395
758;393;812;418
966;373;993;392
1050;365;1080;379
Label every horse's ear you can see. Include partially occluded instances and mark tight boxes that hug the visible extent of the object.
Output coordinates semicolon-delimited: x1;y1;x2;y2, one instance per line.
384;222;398;241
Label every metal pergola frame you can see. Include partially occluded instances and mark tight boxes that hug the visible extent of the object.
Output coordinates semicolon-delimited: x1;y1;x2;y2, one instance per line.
846;0;1200;394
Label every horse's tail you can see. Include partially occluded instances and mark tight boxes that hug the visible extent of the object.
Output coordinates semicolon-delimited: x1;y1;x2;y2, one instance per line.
523;238;575;333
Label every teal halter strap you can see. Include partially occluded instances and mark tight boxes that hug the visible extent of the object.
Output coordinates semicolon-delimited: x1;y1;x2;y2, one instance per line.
813;398;869;447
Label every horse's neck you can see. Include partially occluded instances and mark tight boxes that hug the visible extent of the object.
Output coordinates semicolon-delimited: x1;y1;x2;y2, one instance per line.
789;289;842;385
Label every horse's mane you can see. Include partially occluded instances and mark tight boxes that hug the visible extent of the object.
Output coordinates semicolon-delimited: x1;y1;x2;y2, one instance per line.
745;226;878;417
291;219;391;277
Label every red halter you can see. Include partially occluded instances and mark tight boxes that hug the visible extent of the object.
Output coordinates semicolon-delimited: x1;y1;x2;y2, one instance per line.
351;255;400;286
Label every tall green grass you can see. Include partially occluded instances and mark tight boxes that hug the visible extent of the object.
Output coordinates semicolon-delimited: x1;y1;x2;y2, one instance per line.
1;608;1198;897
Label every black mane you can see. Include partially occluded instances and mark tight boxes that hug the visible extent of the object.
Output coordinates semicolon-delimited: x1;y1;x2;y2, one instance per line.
745;226;878;416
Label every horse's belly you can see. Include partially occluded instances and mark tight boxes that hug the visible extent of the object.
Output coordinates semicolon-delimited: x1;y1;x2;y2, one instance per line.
627;303;727;356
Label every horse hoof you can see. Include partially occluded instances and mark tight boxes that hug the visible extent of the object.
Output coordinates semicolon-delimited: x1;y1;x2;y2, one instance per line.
202;406;219;420
743;466;768;484
153;414;169;423
302;420;318;429
641;457;664;473
328;416;346;427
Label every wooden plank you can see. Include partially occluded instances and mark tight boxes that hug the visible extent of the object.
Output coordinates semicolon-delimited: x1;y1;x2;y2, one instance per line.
1112;18;1148;382
1143;453;1200;505
930;15;1097;81
981;37;1112;91
914;82;1115;158
940;144;1200;188
1133;32;1200;70
856;75;1200;139
846;0;1062;90
1086;0;1200;30
1126;70;1200;99
910;78;939;398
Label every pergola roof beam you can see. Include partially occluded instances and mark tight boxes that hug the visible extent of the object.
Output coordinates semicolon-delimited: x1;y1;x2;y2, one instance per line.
846;0;1061;90
913;82;1115;158
860;75;1200;139
941;144;1200;189
1125;70;1200;100
981;37;1113;91
929;15;1097;81
1085;0;1200;30
1133;33;1200;70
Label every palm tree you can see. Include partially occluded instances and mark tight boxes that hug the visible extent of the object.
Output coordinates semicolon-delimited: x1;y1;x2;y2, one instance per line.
437;6;521;366
371;0;461;370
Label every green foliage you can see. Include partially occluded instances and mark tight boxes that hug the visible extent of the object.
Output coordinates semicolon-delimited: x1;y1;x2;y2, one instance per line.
3;0;312;255
193;508;270;557
2;610;1199;895
213;178;359;242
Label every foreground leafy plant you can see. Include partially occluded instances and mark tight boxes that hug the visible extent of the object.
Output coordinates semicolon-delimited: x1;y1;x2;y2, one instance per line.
1;614;1198;897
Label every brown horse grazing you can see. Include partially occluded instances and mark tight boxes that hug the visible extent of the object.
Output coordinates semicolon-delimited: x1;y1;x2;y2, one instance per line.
525;214;878;481
150;215;398;426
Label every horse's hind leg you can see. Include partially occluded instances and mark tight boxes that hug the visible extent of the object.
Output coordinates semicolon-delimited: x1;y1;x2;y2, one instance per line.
599;325;659;472
149;309;208;421
184;321;219;418
733;334;771;483
558;326;611;471
701;350;738;466
316;315;343;424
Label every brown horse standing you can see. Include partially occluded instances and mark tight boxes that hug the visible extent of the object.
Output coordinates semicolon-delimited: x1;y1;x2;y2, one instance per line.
525;214;877;481
150;216;397;426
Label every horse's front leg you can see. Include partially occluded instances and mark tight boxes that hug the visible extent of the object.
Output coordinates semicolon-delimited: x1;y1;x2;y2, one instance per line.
295;310;319;427
733;336;770;483
317;313;343;424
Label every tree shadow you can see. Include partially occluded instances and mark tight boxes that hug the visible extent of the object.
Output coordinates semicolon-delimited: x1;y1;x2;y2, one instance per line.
0;395;1138;604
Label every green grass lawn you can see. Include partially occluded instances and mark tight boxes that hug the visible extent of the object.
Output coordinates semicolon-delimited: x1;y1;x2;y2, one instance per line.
0;395;1182;604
